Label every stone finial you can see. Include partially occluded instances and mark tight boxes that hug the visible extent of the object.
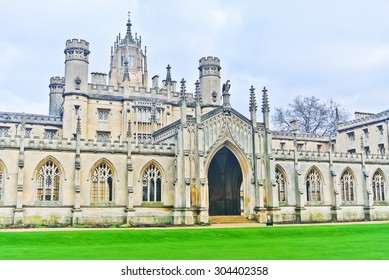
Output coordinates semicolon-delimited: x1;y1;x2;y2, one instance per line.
249;85;257;112
165;64;172;85
194;80;201;104
76;116;81;135
127;119;132;139
123;60;130;82
262;86;269;113
125;11;135;43
150;101;158;124
222;80;231;113
180;78;187;101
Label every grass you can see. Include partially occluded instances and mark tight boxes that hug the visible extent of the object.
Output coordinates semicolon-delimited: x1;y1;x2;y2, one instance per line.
0;223;389;260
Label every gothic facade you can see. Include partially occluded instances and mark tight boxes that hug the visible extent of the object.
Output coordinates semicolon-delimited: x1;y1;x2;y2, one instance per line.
1;13;389;226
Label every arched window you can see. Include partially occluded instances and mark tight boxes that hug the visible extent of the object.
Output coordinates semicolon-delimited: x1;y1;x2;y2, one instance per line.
340;169;355;203
36;160;60;201
306;168;322;202
0;164;4;202
275;166;286;203
372;170;386;202
91;162;113;202
142;164;162;202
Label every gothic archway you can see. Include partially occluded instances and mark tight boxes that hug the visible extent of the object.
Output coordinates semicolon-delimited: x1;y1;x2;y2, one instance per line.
208;146;243;215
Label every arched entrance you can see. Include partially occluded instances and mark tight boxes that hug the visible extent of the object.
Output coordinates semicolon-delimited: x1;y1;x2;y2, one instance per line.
208;147;243;215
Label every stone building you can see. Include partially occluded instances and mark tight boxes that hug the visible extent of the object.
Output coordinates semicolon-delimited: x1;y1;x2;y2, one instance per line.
0;13;388;226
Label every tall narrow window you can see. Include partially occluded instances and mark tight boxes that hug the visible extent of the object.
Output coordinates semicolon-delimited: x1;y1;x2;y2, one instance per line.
306;168;322;202
91;162;114;203
372;170;386;202
340;169;355;203
142;164;162;202
275;166;286;203
36;160;60;201
0;165;4;202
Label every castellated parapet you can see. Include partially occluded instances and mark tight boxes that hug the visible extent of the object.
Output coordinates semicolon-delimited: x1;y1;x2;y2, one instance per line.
91;72;107;85
198;57;221;109
198;56;221;76
64;39;90;62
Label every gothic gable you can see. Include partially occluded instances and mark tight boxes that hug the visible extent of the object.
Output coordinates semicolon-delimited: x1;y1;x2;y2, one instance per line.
201;108;254;164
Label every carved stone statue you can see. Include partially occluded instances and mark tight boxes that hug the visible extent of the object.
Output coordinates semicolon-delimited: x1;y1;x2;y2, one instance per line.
222;80;231;94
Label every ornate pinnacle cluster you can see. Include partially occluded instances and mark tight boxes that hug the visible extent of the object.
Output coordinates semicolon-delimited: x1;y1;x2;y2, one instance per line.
194;80;201;104
180;78;187;102
249;85;257;112
127;119;132;139
125;12;135;43
76;116;81;135
261;87;269;113
165;64;172;85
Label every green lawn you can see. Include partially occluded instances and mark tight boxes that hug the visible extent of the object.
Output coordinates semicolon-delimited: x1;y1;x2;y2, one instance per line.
1;223;388;260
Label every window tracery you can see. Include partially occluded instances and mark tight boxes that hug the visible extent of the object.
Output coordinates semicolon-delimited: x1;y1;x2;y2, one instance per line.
142;164;162;202
340;169;355;203
91;162;114;202
36;160;60;202
306;168;322;202
372;170;386;202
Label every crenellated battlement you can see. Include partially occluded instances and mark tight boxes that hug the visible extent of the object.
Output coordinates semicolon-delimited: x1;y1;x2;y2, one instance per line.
199;56;220;65
0;112;62;126
87;83;183;101
0;135;176;156
50;76;65;84
65;38;89;50
273;148;389;164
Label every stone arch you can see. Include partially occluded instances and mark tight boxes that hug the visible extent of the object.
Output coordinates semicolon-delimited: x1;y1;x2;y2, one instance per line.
34;155;65;179
138;160;165;182
205;140;250;216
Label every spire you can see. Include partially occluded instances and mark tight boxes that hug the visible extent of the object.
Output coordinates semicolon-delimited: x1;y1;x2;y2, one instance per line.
261;86;269;113
194;79;201;104
262;86;270;129
165;64;172;85
195;80;201;122
125;11;135;43
180;78;187;125
180;78;187;102
249;85;257;112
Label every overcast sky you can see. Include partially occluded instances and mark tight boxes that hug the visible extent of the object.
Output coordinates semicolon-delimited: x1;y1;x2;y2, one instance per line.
1;0;389;122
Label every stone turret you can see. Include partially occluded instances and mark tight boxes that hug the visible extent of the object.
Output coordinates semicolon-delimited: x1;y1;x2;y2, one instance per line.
64;39;90;93
109;12;148;88
49;76;65;116
62;39;90;140
198;56;221;112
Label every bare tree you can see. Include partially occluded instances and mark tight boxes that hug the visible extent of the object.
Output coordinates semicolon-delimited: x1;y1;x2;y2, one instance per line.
272;96;350;136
